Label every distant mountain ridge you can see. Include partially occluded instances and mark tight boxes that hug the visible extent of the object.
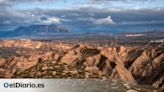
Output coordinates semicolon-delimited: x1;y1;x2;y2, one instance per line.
0;25;70;38
15;25;69;34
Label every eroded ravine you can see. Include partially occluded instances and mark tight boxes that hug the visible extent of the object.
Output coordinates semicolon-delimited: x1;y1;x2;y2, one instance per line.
0;39;163;91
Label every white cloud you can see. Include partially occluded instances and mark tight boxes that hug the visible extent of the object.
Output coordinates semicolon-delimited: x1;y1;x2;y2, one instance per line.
94;16;115;24
77;16;115;25
42;17;61;24
40;16;72;24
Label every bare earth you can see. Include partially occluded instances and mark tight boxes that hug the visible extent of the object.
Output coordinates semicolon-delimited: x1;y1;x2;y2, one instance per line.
0;39;163;91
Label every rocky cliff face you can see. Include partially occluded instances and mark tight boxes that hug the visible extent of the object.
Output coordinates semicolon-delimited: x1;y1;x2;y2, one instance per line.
0;39;163;91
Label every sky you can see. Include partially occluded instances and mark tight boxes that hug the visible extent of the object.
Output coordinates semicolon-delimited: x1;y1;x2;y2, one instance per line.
10;0;164;10
0;0;164;33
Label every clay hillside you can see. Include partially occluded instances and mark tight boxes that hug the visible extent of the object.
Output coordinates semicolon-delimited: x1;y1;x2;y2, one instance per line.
0;39;163;91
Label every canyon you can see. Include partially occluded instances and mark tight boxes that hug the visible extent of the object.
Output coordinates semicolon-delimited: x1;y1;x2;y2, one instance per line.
0;39;163;91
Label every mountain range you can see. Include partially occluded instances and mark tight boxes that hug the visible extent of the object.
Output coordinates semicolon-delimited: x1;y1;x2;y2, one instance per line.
0;25;70;38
